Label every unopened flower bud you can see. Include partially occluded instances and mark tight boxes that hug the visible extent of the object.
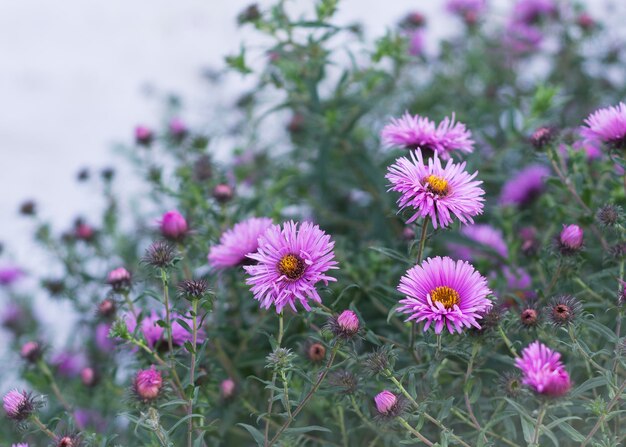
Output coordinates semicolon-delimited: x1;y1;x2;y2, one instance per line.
80;367;98;387
520;307;539;328
220;378;236;399
134;366;163;402
213;184;234;203
530;126;557;150
374;390;398;415
135;125;153;146
306;342;326;363
559;224;584;253
20;341;42;363
19;200;36;216
597;204;621;227
160;210;188;241
169;118;187;140
337;310;359;334
97;298;116;319
75;223;95;241
577;12;594;31
106;267;131;291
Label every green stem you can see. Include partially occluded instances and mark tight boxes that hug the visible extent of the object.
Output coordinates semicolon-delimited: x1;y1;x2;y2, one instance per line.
267;344;339;447
568;325;604;372
531;404;547;447
451;407;520;447
338;405;348;447
573;277;604;301
37;360;73;413
264;313;284;446
397;416;435;446
31;415;56;439
187;298;199;447
498;326;518;357
410;219;430;362
463;343;484;443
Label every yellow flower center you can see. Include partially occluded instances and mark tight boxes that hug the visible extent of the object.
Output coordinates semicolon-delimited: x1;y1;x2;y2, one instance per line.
278;254;306;280
430;286;460;309
424;174;450;196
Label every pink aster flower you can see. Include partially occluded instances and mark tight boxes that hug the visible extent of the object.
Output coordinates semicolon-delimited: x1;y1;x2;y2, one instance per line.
374;390;398;414
512;0;556;25
407;30;424;57
398;256;492;334
244;221;338;313
449;224;509;261
515;341;571;396
208;217;273;268
581;102;626;150
504;22;543;54
386;150;485;229
381;112;474;159
0;266;23;286
125;310;206;350
446;0;486;17
499;164;550;207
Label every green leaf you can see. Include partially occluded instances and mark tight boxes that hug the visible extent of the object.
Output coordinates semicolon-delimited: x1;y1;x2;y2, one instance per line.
237;423;265;446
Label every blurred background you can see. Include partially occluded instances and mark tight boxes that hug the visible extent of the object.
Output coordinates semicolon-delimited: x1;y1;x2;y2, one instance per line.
1;0;625;338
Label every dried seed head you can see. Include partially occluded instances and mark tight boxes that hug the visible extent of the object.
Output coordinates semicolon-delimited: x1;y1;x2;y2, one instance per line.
305;341;326;363
328;370;358;395
597;204;622;228
177;279;210;300
546;295;581;327
364;346;394;376
143;241;176;268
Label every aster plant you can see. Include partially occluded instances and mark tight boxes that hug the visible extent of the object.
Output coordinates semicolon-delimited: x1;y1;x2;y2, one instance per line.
1;1;626;446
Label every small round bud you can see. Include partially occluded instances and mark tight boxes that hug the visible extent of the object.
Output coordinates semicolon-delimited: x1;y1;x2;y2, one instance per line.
499;372;523;398
337;310;359;334
400;12;426;28
558;224;583;254
19;200;36;216
76;168;90;182
374;390;398;415
169;118;188;140
306;342;326;363
97;298;116;319
160;210;188;241
143;241;176;269
80;367;98;387
328;370;358;395
20;341;42;363
597;204;621;227
237;4;261;24
101;167;115;182
220;378;236;400
134;366;163;402
135;125;153;146
106;267;131;292
530;126;557;150
546;295;581;327
177;279;210;300
75;223;95;242
577;12;594;31
213;184;234;203
402;227;415;241
520;308;539;328
55;434;82;447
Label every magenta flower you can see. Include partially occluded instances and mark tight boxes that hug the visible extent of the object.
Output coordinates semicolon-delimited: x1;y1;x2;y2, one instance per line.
244;221;338;313
95;323;115;352
581;102;626;149
449;224;508;261
3;389;34;421
446;0;486;17
220;378;236;399
503;22;543;54
515;341;571;396
208;217;273;268
52;352;85;378
512;0;557;24
398;256;492;334
159;210;188;241
0;266;23;286
407;30;424;57
499;164;549;207
135;125;153;146
337;310;360;334
502;266;532;290
134;366;163;401
125;309;206;350
381;112;474;159
374;390;398;414
559;224;584;253
386;150;485;229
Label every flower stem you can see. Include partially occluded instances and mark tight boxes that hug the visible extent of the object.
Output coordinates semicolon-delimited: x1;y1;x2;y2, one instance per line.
397;416;435;446
187;298;199;447
409;219;430;362
263;313;284;446
37;360;73;413
498;326;518;357
531;403;547;447
31;414;56;439
464;343;485;443
266;344;339;447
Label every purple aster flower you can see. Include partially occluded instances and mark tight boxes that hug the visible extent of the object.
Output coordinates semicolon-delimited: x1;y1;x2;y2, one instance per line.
244;221;338;313
503;22;543;54
125;310;206;350
159;210;188;241
386;150;485;229
12;444;29;447
208;217;273;268
52;352;85;378
512;0;557;25
0;266;23;286
374;390;398;414
515;341;571;397
449;224;509;261
95;323;115;352
499;164;550;207
581;102;626;149
3;389;35;421
407;30;424;57
446;0;486;17
381;112;474;159
398;256;493;334
503;266;532;290
133;366;163;402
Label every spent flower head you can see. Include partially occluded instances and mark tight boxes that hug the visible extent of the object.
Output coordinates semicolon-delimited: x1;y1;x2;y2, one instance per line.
546;295;581;327
142;241;177;268
177;279;210;301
